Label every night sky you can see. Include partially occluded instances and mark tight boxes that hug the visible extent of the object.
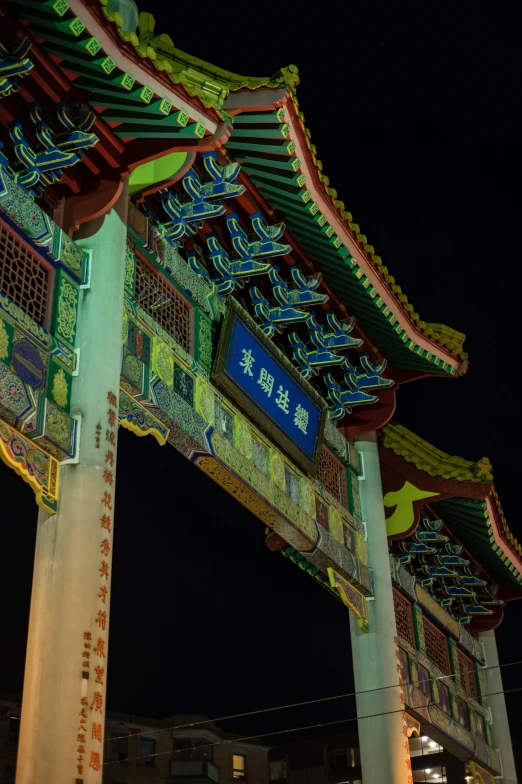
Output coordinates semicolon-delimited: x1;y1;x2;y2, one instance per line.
1;4;521;775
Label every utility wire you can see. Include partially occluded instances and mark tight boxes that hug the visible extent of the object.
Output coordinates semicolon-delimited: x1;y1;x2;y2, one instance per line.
104;686;522;767
1;682;520;767
104;657;522;743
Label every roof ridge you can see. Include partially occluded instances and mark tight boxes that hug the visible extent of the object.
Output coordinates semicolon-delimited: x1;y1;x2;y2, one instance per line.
94;1;467;363
96;4;295;111
382;422;522;571
381;421;493;482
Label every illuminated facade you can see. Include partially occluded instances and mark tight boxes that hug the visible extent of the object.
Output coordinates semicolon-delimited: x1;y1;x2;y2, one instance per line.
0;1;520;782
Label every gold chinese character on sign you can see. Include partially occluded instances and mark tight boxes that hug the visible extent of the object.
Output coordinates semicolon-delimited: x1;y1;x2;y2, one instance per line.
92;722;103;742
101;538;110;556
91;692;103;713
89;751;101;771
101;514;112;532
100;561;109;580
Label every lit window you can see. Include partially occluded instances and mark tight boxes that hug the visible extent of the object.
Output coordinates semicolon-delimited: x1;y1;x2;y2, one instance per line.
412;766;447;782
233;753;246;779
410;735;443;758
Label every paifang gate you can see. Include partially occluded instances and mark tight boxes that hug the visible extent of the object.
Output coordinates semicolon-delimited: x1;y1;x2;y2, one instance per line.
0;3;521;783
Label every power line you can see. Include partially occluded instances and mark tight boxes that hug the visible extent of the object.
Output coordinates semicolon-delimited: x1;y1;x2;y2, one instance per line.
1;682;520;767
104;686;522;767
104;657;522;743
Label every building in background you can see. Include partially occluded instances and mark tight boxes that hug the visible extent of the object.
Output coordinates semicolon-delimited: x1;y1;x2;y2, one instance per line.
1;0;521;782
268;731;479;783
0;701;268;784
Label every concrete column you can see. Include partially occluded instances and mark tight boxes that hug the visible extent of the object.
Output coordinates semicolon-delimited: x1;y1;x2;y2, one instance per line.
16;191;128;784
480;630;517;784
350;432;411;784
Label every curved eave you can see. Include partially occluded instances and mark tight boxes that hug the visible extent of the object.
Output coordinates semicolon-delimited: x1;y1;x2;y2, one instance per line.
434;497;522;591
382;422;494;483
381;422;522;591
226;91;466;377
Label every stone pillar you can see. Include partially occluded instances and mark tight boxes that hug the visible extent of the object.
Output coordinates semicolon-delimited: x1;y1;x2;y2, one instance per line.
349;432;411;784
16;191;128;784
480;629;517;784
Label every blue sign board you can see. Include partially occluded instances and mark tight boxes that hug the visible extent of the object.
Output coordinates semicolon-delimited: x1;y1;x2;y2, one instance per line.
214;309;325;473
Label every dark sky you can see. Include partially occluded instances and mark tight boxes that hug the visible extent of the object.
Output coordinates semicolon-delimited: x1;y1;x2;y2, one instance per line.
1;2;521;773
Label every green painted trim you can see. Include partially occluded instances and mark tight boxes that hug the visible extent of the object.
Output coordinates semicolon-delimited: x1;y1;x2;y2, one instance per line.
113;124;203;139
233;110;286;124
129;152;188;195
194;309;212;375
448;638;461;685
412;602;426;653
47;356;72;413
50;270;79;350
236;154;301;172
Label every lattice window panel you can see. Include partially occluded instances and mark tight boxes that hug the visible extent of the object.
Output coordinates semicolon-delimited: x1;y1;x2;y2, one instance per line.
0;221;51;326
423;617;450;674
134;254;191;352
318;447;348;507
457;649;478;699
393;589;415;647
